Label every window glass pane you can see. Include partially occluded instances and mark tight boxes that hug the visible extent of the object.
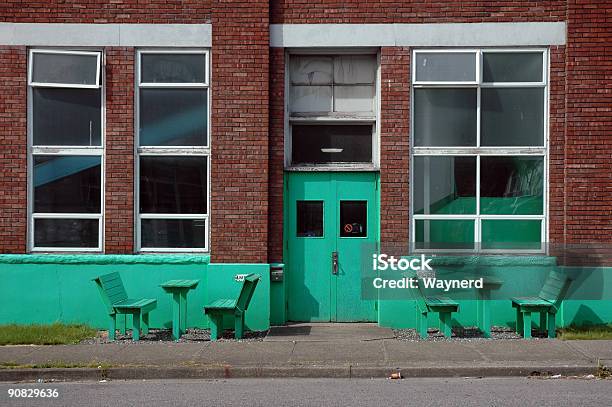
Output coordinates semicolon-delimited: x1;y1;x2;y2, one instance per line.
297;201;323;237
334;55;376;84
140;156;208;214
139;88;208;146
33;155;101;213
483;52;543;83
141;219;206;248
32;52;99;85
290;56;333;85
414;156;476;215
480;156;544;215
141;53;206;83
481;220;541;250
34;218;99;248
414;88;477;147
32;88;101;146
334;85;374;112
415;220;475;250
415;52;476;82
292;125;372;164
290;86;333;113
481;88;544;146
340;201;367;237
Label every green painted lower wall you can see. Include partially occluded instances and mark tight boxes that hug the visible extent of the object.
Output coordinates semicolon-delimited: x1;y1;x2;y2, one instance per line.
0;255;271;333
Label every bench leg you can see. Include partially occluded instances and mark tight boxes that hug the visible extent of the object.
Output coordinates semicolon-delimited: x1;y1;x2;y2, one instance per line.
516;308;524;335
234;312;244;340
209;313;222;341
119;314;127;335
539;311;547;334
142;312;150;336
547;312;556;339
418;312;428;339
439;312;452;338
109;314;116;341
132;311;141;341
180;291;187;335
172;292;181;341
522;311;532;339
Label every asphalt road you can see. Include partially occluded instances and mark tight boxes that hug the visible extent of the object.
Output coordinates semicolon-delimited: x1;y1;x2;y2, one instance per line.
1;377;610;407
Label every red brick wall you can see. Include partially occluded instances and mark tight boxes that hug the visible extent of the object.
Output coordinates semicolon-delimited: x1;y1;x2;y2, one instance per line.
271;1;566;24
269;48;285;263
210;1;270;263
564;1;612;245
380;47;411;255
0;1;211;23
105;48;135;254
0;47;27;253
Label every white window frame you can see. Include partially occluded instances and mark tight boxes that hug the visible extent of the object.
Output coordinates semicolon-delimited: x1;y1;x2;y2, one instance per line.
410;48;549;254
135;49;210;253
285;49;381;171
27;48;105;252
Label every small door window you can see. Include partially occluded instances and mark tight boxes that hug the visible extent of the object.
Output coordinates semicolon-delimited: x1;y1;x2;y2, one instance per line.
297;201;323;237
340;201;367;237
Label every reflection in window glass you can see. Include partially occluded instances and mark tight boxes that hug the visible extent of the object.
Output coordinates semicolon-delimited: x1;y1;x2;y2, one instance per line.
340;201;367;237
140;156;208;214
414;88;477;146
415;220;475;250
141;53;206;83
415;52;476;82
414;156;476;215
481;88;544;146
481;220;541;250
297;201;323;237
141;219;206;248
292;125;372;164
480;156;544;215
32;52;99;85
33;156;101;213
34;218;99;248
139;88;208;146
32;88;101;146
483;53;543;83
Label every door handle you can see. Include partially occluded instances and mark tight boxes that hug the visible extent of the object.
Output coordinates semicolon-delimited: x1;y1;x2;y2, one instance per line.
332;251;338;275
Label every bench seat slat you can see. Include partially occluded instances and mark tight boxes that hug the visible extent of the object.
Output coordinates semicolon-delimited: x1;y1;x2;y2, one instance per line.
114;298;157;309
511;296;552;306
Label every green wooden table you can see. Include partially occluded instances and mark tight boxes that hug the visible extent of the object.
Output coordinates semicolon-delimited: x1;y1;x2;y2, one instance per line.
160;279;200;341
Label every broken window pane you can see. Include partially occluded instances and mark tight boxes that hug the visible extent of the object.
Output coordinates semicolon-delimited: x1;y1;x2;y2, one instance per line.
414;88;477;146
414;156;476;215
480;156;544;215
483;52;543;83
291;125;372;164
415;220;475;250
415;52;476;82
32;52;99;86
297;201;323;237
481;220;542;250
141;53;206;84
32;88;101;146
141;219;206;248
481;88;544;146
34;218;99;248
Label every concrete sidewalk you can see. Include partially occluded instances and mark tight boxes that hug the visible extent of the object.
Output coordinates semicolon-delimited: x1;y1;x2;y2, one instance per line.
1;324;611;381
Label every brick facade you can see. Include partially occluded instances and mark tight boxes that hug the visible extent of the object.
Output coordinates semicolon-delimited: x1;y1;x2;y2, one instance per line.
0;1;611;261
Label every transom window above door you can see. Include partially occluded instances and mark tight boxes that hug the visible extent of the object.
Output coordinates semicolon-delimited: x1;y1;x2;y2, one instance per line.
287;53;378;169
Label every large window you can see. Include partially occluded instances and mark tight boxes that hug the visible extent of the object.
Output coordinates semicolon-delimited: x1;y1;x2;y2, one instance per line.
28;49;103;251
411;49;547;252
287;53;378;168
136;50;209;252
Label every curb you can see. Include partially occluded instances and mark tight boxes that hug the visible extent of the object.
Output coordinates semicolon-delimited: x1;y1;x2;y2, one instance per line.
0;364;598;382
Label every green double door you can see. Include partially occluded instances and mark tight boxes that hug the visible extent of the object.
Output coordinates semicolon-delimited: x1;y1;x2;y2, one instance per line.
286;172;379;322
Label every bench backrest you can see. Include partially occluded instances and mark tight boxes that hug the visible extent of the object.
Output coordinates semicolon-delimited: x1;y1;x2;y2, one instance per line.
404;271;428;314
92;272;128;314
538;269;572;310
236;274;260;312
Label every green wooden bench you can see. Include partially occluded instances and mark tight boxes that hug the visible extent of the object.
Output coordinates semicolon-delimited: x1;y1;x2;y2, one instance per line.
92;272;157;341
408;272;460;339
511;269;572;339
204;274;260;341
